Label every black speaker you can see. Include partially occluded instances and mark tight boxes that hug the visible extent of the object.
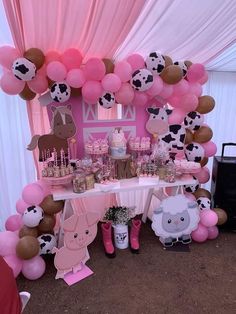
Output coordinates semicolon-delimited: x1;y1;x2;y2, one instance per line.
211;143;236;230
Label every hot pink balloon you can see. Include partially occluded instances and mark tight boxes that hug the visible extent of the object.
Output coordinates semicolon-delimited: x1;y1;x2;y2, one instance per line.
22;256;46;280
115;83;134;105
207;225;219;240
173;79;189;96
45;50;61;64
168;108;186;124
132;91;148;106
179;93;198;111
28;74;48;93
201;141;217;157
158;83;173;99
0;46;21;69
188;82;202;97
198;71;208;85
193;166;210;184
61;48;83;70
0;71;25;94
82;80;103;104
191;223;208;243
200;209;218;227
22;183;44;205
83;58;106;81
66;69;85;88
187;63;206;83
146;76;163;97
5;214;23;232
0;231;19;256
126;53;145;71
101;73;121;92
46;61;67;81
114;61;132;82
16;198;30;215
3;255;23;278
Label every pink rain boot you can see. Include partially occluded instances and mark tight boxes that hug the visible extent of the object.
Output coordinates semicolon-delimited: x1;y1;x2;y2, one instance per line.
101;222;116;258
130;219;141;253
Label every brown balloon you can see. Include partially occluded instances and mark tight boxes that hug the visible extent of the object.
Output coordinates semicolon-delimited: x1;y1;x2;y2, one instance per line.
24;48;45;69
196;96;215;114
160;65;183;84
40;195;64;215
200;157;208;167
19;84;36;101
193;126;213;143
70;87;81;97
19;226;38;238
185;129;194;144
184;60;193;68
16;236;40;260
214;208;228;225
38;214;56;233
164;55;173;67
194;188;211;199
102;58;114;74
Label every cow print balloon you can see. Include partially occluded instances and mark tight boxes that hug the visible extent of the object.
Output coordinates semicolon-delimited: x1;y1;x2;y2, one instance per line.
130;69;153;91
23;206;44;228
37;234;57;255
184;180;199;193
184;111;204;131
145;52;165;75
174;61;188;78
12;57;36;81
50;82;71;103
98;92;115;109
196;197;211;211
185;142;205;162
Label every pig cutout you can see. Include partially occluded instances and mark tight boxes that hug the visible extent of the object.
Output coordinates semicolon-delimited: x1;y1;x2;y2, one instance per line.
52;212;99;279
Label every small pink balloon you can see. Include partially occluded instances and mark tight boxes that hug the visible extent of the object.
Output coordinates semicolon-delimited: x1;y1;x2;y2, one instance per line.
167;95;181;108
115;83;134;105
46;61;67;81
0;231;19;256
82;80;103;104
126;53;145;71
184;192;196;201
22;183;44;205
36;180;51;197
28;74;48;93
83;58;106;81
61;48;83;70
158;83;173;99
132;91;148;106
0;46;21;69
207;225;219;240
0;71;25;94
114;61;132;82
200;209;218;227
173;79;189;96
168;108;186;124
201;141;217;157
146;76;163;97
198;71;208;85
22;256;46;280
188;82;202;97
191;223;208;243
16;199;30;215
179;93;198;111
193;166;210;184
101;73;121;92
5;215;23;232
187;64;206;82
66;69;85;88
3;255;23;278
45;50;61;64
146;97;166;108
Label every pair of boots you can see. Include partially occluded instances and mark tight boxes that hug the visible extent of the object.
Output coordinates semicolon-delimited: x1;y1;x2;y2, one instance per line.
101;219;141;257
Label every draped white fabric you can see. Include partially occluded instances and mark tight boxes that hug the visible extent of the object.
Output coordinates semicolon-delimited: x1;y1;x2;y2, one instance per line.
206;43;236;72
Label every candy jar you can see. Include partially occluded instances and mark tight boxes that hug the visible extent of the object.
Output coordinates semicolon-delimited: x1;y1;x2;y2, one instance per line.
73;172;86;193
165;159;176;183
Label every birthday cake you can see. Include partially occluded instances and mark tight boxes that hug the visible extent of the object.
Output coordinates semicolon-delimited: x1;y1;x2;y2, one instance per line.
110;128;127;157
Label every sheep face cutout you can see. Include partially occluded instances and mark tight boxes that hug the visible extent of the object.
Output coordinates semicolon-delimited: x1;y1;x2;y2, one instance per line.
151;194;200;247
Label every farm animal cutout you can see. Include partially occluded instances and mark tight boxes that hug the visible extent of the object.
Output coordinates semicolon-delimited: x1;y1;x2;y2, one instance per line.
151;194;200;247
27;105;76;161
52;212;99;279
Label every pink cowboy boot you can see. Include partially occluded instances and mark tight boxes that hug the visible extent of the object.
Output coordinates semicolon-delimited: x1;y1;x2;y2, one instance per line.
101;222;116;258
130;219;141;253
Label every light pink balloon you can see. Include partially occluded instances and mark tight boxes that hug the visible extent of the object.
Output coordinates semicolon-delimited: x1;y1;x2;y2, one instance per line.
22;256;46;280
114;61;132;82
36;180;51;197
46;61;67;81
187;64;206;82
45;50;61;64
22;183;44;205
207;225;219;240
201;141;217;157
5;215;23;232
28;74;48;93
82;80;103;104
101;73;121;92
191;223;208;243
66;69;85;88
184;192;196;201
146;76;163;96
16;199;30;215
193;166;210;184
200;209;218;227
132;91;148;106
115;83;134;105
0;231;19;256
179;93;198;111
83;58;106;81
168;108;186;124
198;71;208;85
158;83;173;99
188;82;202;97
173;79;189;96
126;53;145;71
3;255;23;278
61;48;83;70
0;71;25;94
0;46;21;69
146;97;166;108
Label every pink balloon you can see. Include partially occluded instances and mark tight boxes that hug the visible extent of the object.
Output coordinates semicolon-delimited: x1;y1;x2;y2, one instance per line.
187;64;206;82
22;256;46;280
191;223;208;243
0;231;19;256
201;141;217;157
66;69;85;88
46;61;67;81
198;71;208;85
0;46;21;69
61;48;83;70
126;53;145;71
83;58;106;81
3;255;23;278
0;71;25;94
158;83;173;99
22;183;44;205
146;76;163;97
101;73;121;92
114;61;132;82
36;180;51;197
45;50;61;64
168;108;186;124
115;83;134;105
82;80;103;104
173;79;189;96
132;91;148;106
16;199;30;215
5;215;23;232
193;166;210;184
146;97;166;108
207;225;219;240
184;192;196;201
179;93;198;111
167;96;181;108
188;82;202;97
28;74;48;93
200;209;218;227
